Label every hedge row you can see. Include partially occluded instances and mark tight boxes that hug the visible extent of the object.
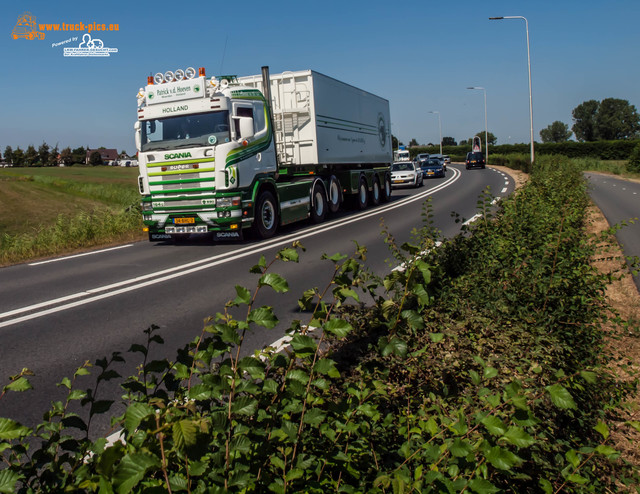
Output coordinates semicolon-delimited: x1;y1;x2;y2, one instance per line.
411;139;640;162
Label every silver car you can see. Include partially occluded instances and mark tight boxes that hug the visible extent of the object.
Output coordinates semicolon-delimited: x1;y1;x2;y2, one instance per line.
442;155;451;170
391;161;423;188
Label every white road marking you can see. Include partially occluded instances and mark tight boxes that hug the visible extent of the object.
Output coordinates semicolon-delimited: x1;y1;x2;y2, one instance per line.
0;169;463;328
28;244;134;266
462;198;500;226
391;242;442;272
501;187;508;193
463;214;482;226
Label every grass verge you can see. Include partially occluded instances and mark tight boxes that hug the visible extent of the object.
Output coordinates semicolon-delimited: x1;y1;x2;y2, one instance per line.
0;166;143;265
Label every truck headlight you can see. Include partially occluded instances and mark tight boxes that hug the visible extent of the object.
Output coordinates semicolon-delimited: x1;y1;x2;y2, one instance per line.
217;196;241;208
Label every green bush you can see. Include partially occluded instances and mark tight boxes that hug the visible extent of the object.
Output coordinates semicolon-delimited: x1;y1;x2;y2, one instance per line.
627;143;640;173
1;158;637;492
485;153;531;172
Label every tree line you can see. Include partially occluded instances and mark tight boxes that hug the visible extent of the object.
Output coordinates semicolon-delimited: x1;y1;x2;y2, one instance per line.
2;143;88;167
397;97;639;148
539;97;639;143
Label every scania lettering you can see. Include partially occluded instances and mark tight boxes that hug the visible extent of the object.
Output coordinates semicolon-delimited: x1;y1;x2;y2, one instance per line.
135;66;392;242
164;152;192;160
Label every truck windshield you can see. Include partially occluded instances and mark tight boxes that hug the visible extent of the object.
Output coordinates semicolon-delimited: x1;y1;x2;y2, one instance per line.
141;111;230;152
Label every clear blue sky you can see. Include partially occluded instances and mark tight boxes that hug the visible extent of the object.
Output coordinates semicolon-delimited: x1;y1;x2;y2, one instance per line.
2;0;639;155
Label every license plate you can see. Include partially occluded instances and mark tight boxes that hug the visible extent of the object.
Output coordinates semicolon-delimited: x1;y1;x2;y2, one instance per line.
393;180;402;183
174;217;195;224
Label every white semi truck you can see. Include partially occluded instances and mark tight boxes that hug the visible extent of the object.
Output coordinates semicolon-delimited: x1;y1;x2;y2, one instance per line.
393;146;410;162
135;66;392;241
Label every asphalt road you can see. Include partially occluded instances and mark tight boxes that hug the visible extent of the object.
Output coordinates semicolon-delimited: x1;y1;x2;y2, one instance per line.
585;172;640;289
0;164;514;437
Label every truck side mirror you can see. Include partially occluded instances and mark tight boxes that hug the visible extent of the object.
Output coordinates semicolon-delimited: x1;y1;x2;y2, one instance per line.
233;116;255;140
134;121;142;151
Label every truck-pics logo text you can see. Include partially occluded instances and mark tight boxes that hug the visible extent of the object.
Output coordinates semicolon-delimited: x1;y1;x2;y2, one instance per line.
11;10;119;42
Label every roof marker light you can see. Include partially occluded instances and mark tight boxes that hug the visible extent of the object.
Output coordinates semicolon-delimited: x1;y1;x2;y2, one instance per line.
185;67;196;79
147;76;154;85
174;69;185;81
198;67;206;77
154;73;164;84
164;70;175;83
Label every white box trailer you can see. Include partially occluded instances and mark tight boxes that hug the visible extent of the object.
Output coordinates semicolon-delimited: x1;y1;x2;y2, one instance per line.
237;70;392;167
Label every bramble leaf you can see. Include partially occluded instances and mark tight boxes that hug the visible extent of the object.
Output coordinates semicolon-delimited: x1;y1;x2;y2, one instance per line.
594;420;609;440
0;418;30;441
113;453;159;493
0;470;23;494
124;403;154;433
173;420;198;450
481;415;508;436
323;318;352;338
501;426;535;448
259;273;289;293
234;285;251;305
4;377;32;393
289;334;317;357
248;306;278;329
545;384;576;409
313;359;340;378
484;446;522;470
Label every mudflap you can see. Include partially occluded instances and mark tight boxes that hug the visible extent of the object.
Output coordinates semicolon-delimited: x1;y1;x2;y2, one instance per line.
213;230;244;242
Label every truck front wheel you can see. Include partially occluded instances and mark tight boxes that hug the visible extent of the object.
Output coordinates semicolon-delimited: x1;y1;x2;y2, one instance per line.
253;190;278;239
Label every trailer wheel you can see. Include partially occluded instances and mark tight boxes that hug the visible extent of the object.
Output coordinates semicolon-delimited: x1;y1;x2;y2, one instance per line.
356;175;369;210
381;174;392;202
310;181;327;223
327;175;341;213
253;190;278;239
370;177;381;206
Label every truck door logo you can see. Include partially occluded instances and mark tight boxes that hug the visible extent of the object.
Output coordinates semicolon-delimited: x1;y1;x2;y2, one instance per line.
378;113;387;147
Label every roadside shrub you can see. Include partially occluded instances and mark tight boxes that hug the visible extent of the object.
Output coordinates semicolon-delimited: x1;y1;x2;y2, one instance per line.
486;153;531;172
627;143;640;173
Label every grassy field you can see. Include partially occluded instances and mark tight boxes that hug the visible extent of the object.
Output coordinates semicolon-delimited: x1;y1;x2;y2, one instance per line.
0;166;145;265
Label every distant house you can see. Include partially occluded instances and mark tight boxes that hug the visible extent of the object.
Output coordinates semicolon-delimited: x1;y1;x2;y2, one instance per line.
86;148;118;165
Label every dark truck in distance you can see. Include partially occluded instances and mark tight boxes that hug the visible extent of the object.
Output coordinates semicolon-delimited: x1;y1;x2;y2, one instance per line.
465;151;485;169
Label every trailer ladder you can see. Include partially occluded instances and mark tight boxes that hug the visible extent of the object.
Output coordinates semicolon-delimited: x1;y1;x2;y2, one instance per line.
270;72;312;165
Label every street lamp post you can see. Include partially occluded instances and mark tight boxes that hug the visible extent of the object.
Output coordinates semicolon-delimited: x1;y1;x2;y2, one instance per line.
489;15;534;165
466;86;488;164
428;111;442;154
